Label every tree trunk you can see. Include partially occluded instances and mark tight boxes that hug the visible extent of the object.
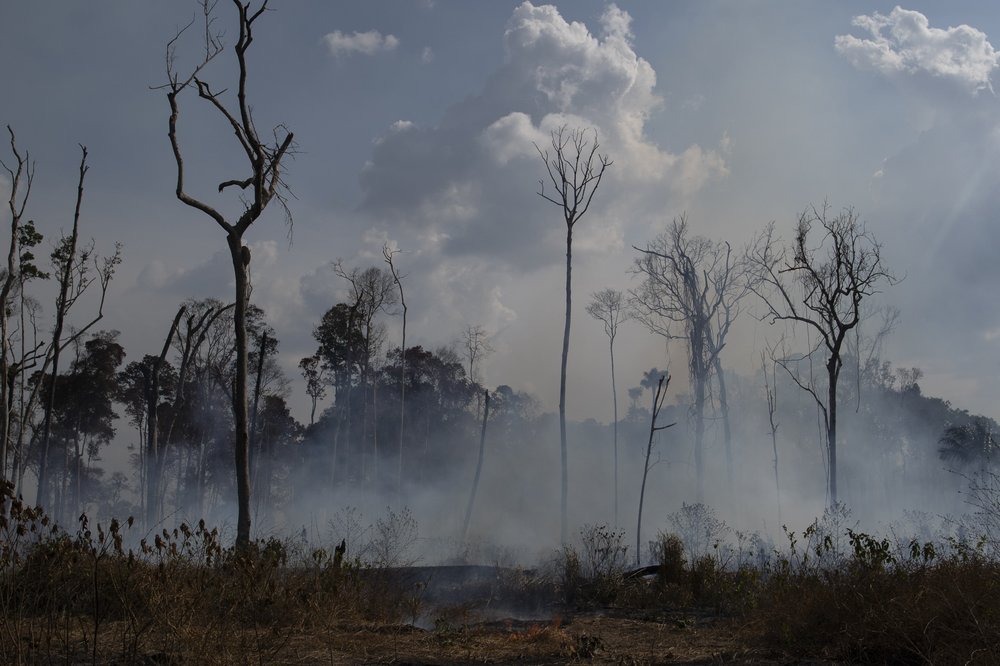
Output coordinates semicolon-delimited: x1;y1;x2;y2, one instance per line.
637;375;670;566
827;358;839;506
462;390;490;540
559;225;572;545
228;234;252;548
248;330;267;487
610;337;619;529
36;147;87;509
713;355;734;493
146;307;184;529
693;371;706;504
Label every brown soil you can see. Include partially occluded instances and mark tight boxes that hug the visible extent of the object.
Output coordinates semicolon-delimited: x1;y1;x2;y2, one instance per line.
221;610;841;665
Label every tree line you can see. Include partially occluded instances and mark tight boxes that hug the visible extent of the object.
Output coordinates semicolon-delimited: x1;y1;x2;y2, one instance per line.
2;1;995;550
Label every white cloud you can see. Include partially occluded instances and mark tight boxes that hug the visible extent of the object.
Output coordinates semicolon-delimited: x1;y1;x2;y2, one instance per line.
323;29;399;58
835;7;999;94
421;46;434;64
358;1;727;266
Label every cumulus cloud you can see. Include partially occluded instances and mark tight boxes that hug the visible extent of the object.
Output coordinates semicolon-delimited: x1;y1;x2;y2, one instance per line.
835;7;999;94
421;46;434;64
357;2;727;269
137;240;280;298
324;29;399;58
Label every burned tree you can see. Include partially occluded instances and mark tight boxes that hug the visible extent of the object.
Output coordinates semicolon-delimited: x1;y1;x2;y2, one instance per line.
161;0;294;547
0;127;36;484
586;288;628;528
631;217;751;501
462;389;490;541
535;126;611;544
636;370;673;565
461;324;494;387
143;306;185;529
748;204;896;506
382;244;408;496
332;262;396;484
35;145;121;511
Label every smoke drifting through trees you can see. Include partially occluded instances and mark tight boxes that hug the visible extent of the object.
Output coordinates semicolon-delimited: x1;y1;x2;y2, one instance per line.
748;204;896;507
3;3;998;570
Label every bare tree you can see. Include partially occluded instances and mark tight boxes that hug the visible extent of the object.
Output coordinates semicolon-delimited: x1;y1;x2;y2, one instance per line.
760;346;781;524
636;371;673;565
383;244;407;496
586;288;628;528
35;146;121;511
461;323;494;421
747;204;896;506
143;306;186;529
535;126;611;544
461;324;494;386
333;262;396;483
0;126;34;483
161;0;294;547
631;216;751;501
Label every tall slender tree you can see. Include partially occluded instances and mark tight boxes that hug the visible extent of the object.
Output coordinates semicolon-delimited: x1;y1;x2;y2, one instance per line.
535;126;611;544
0;127;35;484
636;371;673;566
161;0;294;547
382;244;408;496
586;288;628;528
36;146;120;511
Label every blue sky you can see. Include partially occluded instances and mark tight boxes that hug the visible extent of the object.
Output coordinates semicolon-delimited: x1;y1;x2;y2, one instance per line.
1;1;999;424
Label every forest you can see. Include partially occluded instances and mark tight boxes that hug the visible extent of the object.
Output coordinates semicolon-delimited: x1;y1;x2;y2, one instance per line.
1;1;999;663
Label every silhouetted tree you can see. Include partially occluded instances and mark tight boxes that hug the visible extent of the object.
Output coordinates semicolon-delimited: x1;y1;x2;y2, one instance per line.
383;244;408;495
162;0;294;547
535;126;611;544
36;145;121;511
748;203;896;506
636;371;673;565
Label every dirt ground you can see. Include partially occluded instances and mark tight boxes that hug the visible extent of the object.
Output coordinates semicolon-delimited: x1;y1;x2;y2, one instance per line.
268;610;841;665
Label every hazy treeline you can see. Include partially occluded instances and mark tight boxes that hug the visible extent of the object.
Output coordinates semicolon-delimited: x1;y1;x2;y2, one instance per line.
3;278;994;549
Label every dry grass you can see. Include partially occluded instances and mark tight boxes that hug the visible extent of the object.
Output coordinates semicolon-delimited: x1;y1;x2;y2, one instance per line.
2;484;998;665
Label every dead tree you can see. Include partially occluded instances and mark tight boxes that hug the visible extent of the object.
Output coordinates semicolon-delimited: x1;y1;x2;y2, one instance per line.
461;324;494;421
382;244;407;496
36;146;121;511
586;288;628;528
168;299;235;517
0;127;34;483
760;347;781;524
631;217;751;502
462;389;490;541
161;0;294;547
747;204;896;506
535;126;611;545
144;306;186;529
333;262;396;483
636;372;674;566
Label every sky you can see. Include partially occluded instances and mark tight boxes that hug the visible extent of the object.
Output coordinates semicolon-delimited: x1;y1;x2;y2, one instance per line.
1;1;999;428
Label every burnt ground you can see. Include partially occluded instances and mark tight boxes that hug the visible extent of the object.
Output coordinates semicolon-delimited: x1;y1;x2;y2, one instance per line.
269;609;842;665
262;566;845;665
